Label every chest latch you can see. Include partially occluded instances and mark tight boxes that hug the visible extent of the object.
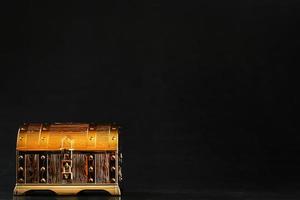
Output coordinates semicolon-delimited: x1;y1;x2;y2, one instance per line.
62;150;73;183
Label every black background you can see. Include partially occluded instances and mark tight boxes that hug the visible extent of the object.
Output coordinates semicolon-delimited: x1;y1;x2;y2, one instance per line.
0;0;299;198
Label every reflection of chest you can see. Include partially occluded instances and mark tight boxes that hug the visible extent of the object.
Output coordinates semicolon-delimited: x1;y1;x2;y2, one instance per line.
14;123;122;196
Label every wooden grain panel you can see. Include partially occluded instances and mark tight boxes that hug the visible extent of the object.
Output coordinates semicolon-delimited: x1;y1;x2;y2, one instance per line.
22;152;116;184
95;153;110;183
72;154;88;183
25;154;39;183
48;154;61;183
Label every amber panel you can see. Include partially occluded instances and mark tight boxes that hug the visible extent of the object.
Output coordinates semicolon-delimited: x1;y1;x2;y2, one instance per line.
49;123;89;132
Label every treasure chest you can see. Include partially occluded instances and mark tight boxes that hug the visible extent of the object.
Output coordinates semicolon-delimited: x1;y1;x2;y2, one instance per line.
13;123;123;195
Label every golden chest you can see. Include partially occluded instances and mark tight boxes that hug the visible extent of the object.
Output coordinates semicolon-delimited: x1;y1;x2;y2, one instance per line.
13;123;122;195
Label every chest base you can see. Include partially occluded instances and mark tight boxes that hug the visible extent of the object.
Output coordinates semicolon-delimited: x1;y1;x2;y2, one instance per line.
13;184;121;196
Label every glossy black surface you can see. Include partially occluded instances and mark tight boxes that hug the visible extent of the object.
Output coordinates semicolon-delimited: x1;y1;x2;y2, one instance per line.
1;190;300;200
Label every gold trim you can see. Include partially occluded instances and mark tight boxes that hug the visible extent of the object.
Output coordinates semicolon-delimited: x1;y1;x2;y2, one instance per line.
14;184;121;196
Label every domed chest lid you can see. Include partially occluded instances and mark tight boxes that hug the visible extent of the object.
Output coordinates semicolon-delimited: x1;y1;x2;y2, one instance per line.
16;123;119;151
